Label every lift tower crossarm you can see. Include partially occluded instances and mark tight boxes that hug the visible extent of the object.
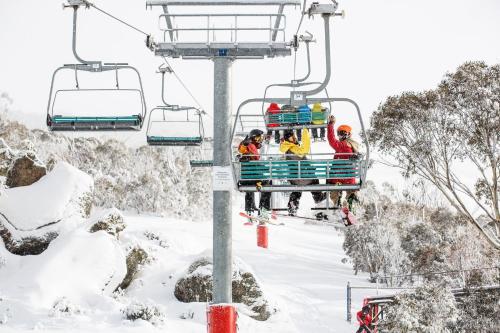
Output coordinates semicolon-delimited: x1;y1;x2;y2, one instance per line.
146;0;301;6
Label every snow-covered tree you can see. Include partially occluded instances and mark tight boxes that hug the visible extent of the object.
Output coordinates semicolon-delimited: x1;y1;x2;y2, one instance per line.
0;114;212;220
451;285;500;332
344;221;408;283
370;61;500;249
381;283;458;333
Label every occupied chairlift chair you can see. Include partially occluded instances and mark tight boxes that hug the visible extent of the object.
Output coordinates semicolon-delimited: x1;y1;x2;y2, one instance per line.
146;64;205;146
46;1;147;131
261;31;332;132
231;1;370;193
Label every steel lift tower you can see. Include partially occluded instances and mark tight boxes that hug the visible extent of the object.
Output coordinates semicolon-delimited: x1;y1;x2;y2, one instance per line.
146;0;300;331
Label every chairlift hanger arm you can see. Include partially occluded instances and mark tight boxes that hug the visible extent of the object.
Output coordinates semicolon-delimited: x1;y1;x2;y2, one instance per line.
299;2;345;97
63;0;152;64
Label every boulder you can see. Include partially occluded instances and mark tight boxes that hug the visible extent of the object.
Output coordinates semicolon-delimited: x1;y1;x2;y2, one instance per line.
174;257;272;321
89;209;126;238
0;162;93;231
115;247;149;291
0;222;57;256
6;152;46;188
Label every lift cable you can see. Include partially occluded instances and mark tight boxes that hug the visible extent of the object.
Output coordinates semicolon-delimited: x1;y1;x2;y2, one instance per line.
78;2;207;116
295;0;308;36
83;0;150;37
161;56;208;115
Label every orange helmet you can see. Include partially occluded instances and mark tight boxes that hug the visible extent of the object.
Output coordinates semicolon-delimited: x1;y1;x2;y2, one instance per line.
337;125;352;133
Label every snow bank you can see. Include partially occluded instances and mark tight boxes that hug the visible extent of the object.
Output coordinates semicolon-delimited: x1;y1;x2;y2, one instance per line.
0;227;126;309
0;162;93;230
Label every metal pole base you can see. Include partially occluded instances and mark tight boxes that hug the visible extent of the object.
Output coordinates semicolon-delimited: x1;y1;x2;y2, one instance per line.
207;304;237;333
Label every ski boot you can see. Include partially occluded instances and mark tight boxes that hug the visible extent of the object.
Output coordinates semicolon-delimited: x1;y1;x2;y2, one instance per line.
258;208;271;225
347;193;359;212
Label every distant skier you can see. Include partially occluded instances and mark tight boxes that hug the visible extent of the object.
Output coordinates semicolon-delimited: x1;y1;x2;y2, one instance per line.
356;305;373;333
279;128;326;216
237;129;271;215
327;115;360;211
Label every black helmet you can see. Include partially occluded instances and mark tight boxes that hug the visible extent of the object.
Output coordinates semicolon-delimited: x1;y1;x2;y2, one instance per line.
249;129;264;138
249;129;264;143
283;130;295;141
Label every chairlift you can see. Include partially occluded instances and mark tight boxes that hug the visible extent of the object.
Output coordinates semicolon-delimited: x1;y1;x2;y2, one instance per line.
230;2;369;193
146;64;205;146
146;106;205;146
46;1;147;131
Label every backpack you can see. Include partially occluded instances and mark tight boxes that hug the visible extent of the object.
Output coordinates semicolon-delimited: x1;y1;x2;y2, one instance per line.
238;137;252;161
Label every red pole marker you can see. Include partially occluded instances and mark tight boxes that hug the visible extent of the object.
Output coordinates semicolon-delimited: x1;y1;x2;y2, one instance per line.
257;225;268;248
207;304;237;333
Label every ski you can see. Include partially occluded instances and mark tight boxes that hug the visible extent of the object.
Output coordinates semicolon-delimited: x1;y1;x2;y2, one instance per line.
272;211;350;228
239;212;284;226
272;211;328;222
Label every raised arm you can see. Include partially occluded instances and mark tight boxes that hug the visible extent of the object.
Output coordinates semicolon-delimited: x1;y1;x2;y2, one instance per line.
327;123;350;152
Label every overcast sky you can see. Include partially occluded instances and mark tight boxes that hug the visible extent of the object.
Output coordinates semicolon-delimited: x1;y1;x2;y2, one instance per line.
1;0;499;190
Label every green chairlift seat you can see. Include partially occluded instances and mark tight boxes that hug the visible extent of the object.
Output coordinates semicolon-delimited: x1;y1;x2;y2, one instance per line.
147;135;203;146
237;158;362;192
190;160;214;167
48;114;143;131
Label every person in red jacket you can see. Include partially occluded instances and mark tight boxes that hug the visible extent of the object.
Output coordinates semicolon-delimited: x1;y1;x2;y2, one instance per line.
266;103;282;144
238;129;271;215
356;305;373;333
326;115;360;210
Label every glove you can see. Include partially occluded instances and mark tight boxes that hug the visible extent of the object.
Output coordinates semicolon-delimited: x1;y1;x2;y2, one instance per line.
328;115;336;124
256;181;263;192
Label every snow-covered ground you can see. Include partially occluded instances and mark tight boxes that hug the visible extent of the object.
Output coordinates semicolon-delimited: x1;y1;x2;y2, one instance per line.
0;156;377;332
0;197;376;333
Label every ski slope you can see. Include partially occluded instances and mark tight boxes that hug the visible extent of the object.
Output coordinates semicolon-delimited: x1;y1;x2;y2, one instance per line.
0;193;374;333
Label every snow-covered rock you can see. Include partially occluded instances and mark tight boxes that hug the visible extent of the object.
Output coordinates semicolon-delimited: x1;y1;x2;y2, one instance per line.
0;162;93;231
174;256;272;321
0;227;127;309
6;152;46;188
89;208;126;239
115;247;149;291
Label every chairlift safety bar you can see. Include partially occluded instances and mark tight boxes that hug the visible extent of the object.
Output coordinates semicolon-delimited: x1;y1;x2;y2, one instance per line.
159;13;287;43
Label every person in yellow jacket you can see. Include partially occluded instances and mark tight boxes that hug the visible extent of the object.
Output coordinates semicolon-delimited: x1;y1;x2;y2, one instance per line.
280;128;326;216
311;103;327;141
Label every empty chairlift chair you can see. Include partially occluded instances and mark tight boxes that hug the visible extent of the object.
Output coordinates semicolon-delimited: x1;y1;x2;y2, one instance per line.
46;2;146;131
146;107;205;146
146;63;205;146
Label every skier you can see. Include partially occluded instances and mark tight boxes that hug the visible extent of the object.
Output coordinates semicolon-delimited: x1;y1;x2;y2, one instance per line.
237;129;272;216
311;103;326;141
355;305;373;333
279;128;326;216
327;115;360;211
265;102;281;144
